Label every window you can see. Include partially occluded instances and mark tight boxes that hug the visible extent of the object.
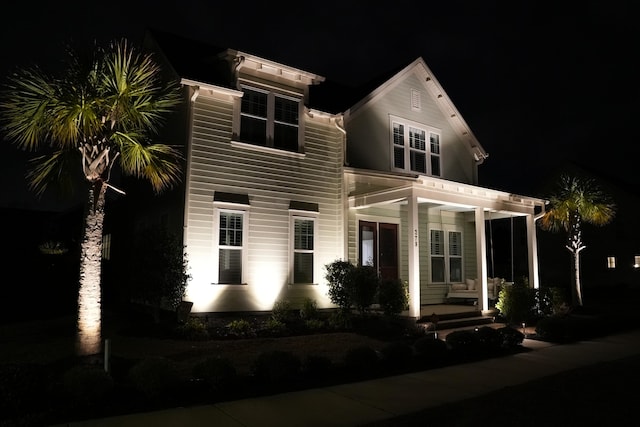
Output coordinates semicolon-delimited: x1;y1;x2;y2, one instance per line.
391;117;441;176
607;256;616;269
634;256;640;268
240;86;300;152
293;218;315;283
429;227;463;283
218;211;245;284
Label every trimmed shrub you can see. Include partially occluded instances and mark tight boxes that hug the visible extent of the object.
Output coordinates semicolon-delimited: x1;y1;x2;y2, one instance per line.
379;341;414;370
344;345;379;377
445;329;480;353
377;278;409;316
251;350;301;384
300;298;319;320
304;318;326;332
192;356;237;390
327;309;352;330
271;299;296;324
302;355;332;378
349;265;379;314
498;326;525;348
62;364;114;406
226;319;257;338
496;278;536;324
262;317;288;336
475;326;502;352
129;357;181;398
174;317;209;340
413;336;448;364
0;363;51;421
325;260;355;312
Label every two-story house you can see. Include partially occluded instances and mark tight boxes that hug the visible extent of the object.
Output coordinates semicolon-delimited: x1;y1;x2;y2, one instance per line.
142;29;547;317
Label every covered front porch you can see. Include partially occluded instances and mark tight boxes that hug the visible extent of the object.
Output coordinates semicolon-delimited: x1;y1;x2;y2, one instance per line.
345;169;547;318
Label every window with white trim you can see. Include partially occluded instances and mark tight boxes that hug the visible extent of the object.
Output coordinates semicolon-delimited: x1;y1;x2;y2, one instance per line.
240;86;301;152
429;227;463;283
391;117;441;176
292;217;315;284
217;210;245;284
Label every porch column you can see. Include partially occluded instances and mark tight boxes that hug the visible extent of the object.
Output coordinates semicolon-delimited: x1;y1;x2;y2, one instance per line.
407;193;420;318
475;207;489;311
526;214;540;289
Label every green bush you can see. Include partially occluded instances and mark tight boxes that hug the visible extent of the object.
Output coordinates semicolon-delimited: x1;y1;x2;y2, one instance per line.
325;259;355;312
262;317;288;336
412;336;448;364
349;265;379;314
174;317;209;340
0;364;51;419
379;341;414;369
497;326;525;348
304;318;326;332
377;278;409;316
299;297;319;320
62;364;114;406
192;356;237;390
343;345;379;377
226;319;257;338
495;277;536;324
445;329;480;353
301;355;332;378
251;350;301;383
327;309;352;330
475;326;502;352
271;299;296;324
534;314;604;343
128;357;181;398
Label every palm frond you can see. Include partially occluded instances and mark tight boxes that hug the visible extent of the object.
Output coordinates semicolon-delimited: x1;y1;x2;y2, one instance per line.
26;149;81;197
117;133;183;193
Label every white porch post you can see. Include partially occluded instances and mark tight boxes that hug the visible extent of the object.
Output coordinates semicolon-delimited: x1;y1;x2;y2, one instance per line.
526;214;540;289
407;193;420;318
475;207;489;312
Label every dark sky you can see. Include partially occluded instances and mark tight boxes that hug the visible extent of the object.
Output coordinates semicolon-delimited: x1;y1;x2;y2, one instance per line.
0;0;636;210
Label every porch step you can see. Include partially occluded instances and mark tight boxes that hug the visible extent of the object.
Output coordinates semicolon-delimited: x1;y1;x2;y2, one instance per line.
435;316;495;331
417;310;497;331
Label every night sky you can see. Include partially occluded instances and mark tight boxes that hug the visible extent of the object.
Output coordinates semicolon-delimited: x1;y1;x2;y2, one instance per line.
1;0;636;211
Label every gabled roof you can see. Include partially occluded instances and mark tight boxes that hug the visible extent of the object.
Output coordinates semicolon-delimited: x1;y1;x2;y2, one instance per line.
144;29;488;161
343;58;488;162
144;28;232;89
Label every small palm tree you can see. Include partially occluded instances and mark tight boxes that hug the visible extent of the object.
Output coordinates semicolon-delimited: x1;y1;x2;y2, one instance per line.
539;174;615;306
0;39;182;355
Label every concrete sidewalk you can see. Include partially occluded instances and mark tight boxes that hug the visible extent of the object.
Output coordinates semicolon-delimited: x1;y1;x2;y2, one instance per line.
54;329;640;427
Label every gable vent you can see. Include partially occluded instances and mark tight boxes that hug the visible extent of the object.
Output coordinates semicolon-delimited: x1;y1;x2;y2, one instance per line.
411;89;421;111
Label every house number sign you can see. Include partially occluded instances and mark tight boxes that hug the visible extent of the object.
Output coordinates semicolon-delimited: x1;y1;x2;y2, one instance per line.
414;229;418;247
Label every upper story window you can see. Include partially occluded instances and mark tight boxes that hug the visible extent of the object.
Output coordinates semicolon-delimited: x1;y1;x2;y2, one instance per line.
239;86;301;153
391;116;441;177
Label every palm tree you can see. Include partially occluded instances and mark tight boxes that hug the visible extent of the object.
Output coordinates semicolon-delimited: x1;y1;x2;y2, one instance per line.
539;174;615;306
0;39;182;355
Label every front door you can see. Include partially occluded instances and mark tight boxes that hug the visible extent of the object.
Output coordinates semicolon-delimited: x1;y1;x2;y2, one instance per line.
359;221;398;280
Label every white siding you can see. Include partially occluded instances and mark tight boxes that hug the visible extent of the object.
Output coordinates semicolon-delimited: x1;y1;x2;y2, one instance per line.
185;93;344;312
346;70;475;184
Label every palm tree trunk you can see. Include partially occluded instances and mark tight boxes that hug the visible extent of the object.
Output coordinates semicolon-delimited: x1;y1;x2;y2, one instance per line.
76;181;106;355
571;251;584;306
574;251;582;306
